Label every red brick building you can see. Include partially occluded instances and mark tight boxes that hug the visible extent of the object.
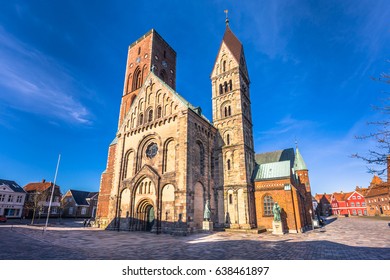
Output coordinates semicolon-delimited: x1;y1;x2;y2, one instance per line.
331;190;367;216
254;147;313;233
314;193;332;216
23;180;62;219
365;175;390;216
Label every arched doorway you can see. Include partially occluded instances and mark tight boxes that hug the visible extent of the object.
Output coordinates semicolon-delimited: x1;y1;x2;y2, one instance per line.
135;199;155;232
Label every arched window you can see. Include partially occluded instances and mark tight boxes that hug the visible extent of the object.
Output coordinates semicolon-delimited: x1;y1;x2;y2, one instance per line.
139;113;144;126
224;107;228;117
228;106;231;116
219;84;223;95
157;106;162;118
224;81;228;92
226;134;230;145
132;67;142;91
227;159;231;170
223;61;226;72
229;194;233;204
148;109;153;122
263;195;274;216
229;80;232;91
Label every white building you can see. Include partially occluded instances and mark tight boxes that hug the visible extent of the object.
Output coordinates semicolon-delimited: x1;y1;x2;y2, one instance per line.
0;179;26;218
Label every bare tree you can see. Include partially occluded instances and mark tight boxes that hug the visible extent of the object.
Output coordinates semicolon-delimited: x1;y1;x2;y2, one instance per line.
353;63;390;175
25;190;49;225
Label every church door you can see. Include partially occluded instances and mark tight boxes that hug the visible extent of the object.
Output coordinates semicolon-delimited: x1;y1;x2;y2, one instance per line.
146;205;155;231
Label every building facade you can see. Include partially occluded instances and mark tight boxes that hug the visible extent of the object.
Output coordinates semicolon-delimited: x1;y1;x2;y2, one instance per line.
331;190;367;216
253;148;313;233
0;179;26;218
365;175;390;216
96;22;312;233
61;190;99;218
23;180;62;219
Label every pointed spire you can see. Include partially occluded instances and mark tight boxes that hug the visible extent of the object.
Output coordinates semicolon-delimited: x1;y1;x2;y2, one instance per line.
294;145;308;171
224;9;229;26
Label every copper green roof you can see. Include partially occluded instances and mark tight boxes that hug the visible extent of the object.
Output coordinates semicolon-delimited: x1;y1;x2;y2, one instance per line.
294;147;308;171
254;161;291;181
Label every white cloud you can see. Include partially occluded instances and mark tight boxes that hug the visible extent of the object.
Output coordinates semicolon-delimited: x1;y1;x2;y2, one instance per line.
0;26;92;125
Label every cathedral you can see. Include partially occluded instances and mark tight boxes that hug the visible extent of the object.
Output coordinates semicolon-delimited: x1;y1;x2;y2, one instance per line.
96;20;313;234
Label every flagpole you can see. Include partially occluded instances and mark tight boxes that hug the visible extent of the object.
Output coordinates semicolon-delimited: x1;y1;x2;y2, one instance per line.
44;154;61;233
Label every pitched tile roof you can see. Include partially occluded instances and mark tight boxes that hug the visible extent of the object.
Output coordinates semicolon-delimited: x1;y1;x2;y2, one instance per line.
0;179;26;193
222;26;243;63
23;181;60;192
365;184;390;198
332;192;353;202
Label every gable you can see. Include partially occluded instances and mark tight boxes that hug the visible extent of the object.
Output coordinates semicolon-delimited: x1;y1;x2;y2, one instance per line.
0;179;26;193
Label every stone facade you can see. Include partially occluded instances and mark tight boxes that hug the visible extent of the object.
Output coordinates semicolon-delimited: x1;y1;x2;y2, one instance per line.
96;25;313;234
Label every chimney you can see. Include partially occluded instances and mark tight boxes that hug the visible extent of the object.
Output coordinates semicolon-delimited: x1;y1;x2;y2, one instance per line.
387;155;390;183
42;179;46;183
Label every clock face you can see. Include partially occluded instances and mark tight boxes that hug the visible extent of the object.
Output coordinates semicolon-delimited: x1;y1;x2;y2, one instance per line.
162;61;167;68
136;57;141;63
146;143;158;158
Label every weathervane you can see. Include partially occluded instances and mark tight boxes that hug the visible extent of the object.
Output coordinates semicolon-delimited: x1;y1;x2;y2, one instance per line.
224;9;229;26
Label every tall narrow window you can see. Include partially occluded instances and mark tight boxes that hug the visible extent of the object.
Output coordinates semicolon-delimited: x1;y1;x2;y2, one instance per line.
139;113;144;126
263;195;274;216
224;81;228;92
132;67;142;90
224;107;228;117
198;142;205;175
229;80;232;91
148;110;153;122
157;106;162;118
227;134;230;145
163;50;166;58
228;106;231;116
229;194;233;204
223;61;226;72
219;84;223;95
138;47;141;55
227;159;231;170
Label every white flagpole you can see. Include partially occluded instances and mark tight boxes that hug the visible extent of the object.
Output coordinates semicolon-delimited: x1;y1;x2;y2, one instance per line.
44;154;61;232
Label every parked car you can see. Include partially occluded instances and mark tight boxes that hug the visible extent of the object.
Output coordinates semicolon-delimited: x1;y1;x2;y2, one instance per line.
0;215;7;223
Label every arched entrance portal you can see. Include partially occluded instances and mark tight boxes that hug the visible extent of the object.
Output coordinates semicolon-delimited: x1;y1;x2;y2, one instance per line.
135;199;155;231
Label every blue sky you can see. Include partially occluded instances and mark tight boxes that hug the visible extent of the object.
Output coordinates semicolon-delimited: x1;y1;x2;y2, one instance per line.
0;0;389;195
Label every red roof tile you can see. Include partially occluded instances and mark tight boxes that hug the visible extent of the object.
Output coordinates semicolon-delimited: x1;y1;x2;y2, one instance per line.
23;181;60;192
222;26;242;63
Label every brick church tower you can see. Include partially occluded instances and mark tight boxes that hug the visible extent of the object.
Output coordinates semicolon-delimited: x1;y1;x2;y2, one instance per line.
96;30;178;227
118;30;177;127
211;18;256;229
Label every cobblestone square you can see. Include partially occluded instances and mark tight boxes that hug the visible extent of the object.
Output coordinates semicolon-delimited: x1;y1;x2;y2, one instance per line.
1;217;390;260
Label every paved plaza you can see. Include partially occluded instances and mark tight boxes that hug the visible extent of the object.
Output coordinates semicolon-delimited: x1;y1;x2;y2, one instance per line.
1;217;390;260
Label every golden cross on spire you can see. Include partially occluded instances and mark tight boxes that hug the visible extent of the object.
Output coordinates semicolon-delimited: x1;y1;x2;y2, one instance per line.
224;9;229;26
